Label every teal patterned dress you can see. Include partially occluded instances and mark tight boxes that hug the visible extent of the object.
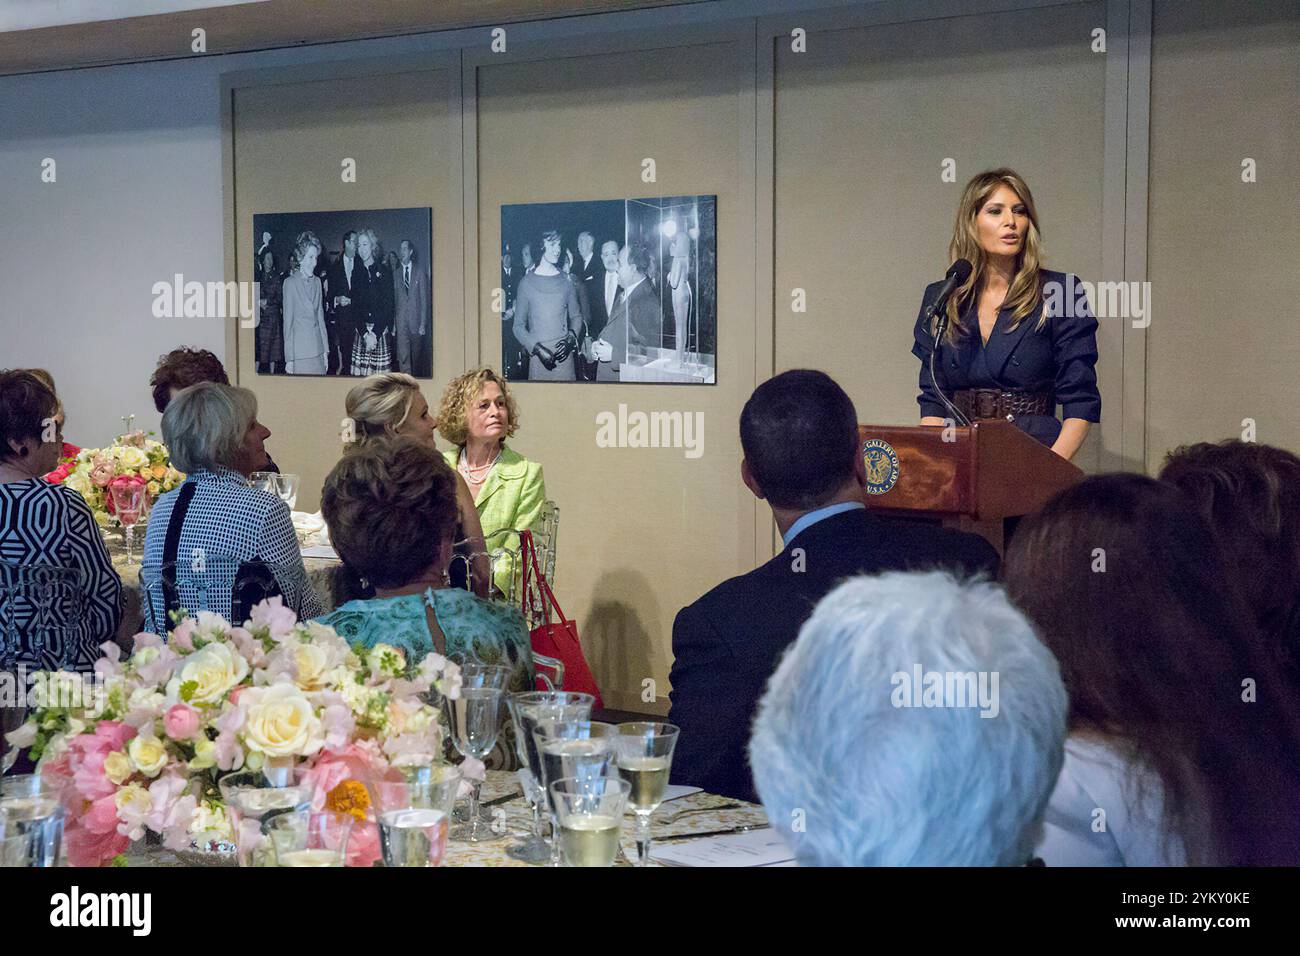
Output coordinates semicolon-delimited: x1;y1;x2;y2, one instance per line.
317;587;534;769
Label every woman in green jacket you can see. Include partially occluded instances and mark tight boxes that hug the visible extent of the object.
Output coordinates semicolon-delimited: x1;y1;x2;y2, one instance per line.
437;367;547;597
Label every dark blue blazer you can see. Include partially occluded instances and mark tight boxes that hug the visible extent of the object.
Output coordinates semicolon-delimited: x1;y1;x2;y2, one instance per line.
910;269;1101;446
667;508;998;803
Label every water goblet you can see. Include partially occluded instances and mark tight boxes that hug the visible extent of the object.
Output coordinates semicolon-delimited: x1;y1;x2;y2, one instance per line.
444;663;510;843
504;691;594;863
549;776;630;867
109;482;145;565
275;473;301;512
376;764;461;867
0;774;66;867
248;471;278;494
615;722;680;866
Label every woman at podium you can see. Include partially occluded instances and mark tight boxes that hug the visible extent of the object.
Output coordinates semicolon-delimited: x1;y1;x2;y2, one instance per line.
911;168;1101;460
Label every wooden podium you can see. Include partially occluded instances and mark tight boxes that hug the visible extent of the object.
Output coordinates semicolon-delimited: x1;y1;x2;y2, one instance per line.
857;420;1083;553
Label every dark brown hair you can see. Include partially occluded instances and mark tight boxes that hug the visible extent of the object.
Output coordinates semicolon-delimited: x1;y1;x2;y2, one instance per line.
320;436;459;590
1160;441;1300;684
1003;473;1300;865
0;370;59;463
150;348;229;414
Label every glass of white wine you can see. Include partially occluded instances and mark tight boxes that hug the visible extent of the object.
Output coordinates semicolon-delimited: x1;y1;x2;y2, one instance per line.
267;810;354;867
505;691;594;862
534;720;617;866
549;776;630;867
615;721;680;866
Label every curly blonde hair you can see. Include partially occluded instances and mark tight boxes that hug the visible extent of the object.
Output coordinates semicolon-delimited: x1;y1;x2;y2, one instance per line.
436;367;519;447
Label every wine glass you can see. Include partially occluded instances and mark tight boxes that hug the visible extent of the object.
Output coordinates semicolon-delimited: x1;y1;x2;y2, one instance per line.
218;767;316;867
549;776;630;867
1;667;28;774
375;764;461;867
504;691;594;863
267;810;353;867
248;471;278;494
615;722;680;866
275;473;300;512
444;663;510;843
534;720;617;866
109;482;145;565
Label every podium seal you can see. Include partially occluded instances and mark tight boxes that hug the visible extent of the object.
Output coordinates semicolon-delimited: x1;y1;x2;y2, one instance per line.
862;439;900;495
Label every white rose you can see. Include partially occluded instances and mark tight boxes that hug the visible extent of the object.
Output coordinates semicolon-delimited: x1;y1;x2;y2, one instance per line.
132;646;160;668
170;642;248;706
240;684;324;758
293;643;330;690
127;735;170;777
116;446;149;470
127;686;165;715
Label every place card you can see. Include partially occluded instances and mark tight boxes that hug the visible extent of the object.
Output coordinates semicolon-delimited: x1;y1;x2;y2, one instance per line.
650;828;796;867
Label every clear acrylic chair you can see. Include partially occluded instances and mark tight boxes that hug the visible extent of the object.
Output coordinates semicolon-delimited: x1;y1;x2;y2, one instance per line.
0;560;89;672
139;552;287;633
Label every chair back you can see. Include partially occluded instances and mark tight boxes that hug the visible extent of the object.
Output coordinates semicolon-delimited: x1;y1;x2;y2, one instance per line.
139;551;284;633
0;559;89;671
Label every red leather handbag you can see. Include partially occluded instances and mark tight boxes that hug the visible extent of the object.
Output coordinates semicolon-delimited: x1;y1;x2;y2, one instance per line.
519;530;603;708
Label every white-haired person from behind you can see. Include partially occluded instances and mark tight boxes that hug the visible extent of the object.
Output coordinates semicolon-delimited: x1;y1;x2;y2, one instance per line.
748;570;1067;866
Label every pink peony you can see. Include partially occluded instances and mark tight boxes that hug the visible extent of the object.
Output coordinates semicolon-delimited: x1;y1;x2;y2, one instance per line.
249;596;297;640
93;720;136;753
66;817;131;867
164;704;200;740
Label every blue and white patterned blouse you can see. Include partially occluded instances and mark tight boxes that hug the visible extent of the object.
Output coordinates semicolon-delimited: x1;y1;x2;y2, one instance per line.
141;467;322;632
0;478;122;671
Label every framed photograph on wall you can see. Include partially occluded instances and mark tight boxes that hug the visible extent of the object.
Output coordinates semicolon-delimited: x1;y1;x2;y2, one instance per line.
251;207;433;378
500;195;717;384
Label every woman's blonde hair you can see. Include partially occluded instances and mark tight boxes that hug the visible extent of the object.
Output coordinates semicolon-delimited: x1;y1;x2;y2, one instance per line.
345;372;422;445
942;168;1045;344
436;367;519;448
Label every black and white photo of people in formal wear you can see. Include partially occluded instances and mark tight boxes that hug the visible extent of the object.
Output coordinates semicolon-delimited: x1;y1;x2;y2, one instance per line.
252;208;433;378
500;195;716;384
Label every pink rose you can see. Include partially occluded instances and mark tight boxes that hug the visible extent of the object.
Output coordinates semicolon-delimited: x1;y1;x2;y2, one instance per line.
164;704;200;740
90;464;114;488
169;620;195;651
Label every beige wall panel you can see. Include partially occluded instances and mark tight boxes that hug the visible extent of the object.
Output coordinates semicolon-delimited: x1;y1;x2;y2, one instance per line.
1146;0;1300;468
475;44;753;711
231;69;461;510
773;3;1108;472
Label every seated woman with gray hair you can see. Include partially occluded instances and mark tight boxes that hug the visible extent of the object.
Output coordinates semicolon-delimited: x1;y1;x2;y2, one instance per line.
141;382;322;631
748;570;1068;866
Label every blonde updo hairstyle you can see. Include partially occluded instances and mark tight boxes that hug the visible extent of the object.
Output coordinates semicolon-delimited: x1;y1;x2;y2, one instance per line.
436;367;519;448
344;372;424;445
941;168;1046;344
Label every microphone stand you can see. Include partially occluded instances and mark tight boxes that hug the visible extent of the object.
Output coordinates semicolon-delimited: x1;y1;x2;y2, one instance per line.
928;305;971;428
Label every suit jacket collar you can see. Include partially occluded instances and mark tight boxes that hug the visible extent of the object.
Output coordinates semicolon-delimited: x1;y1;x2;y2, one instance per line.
470;443;526;511
953;291;1043;380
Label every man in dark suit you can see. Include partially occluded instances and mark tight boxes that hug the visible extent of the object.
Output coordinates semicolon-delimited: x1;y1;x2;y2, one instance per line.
667;370;999;803
326;230;367;375
590;242;661;382
393;239;430;377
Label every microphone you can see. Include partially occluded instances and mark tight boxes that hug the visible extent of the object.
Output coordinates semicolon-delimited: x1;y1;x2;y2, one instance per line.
926;259;974;427
926;259;973;340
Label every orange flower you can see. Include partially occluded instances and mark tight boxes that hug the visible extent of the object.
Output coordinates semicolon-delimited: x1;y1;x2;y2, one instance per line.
151;464;168;480
324;779;370;822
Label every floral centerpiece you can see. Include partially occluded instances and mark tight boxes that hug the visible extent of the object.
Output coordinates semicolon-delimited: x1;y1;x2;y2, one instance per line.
52;430;184;528
3;598;469;867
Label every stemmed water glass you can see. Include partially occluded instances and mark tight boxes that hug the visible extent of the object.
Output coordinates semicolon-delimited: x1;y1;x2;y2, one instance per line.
444;663;510;843
615;722;680;866
504;691;594;863
275;473;300;512
534;720;617;866
549;776;630;867
109;482;145;565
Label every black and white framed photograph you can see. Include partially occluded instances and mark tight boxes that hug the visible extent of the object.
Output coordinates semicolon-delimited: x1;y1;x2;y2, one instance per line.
500;195;717;384
252;207;433;378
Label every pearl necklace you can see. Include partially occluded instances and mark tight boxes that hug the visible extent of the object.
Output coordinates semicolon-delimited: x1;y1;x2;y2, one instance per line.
458;447;501;486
